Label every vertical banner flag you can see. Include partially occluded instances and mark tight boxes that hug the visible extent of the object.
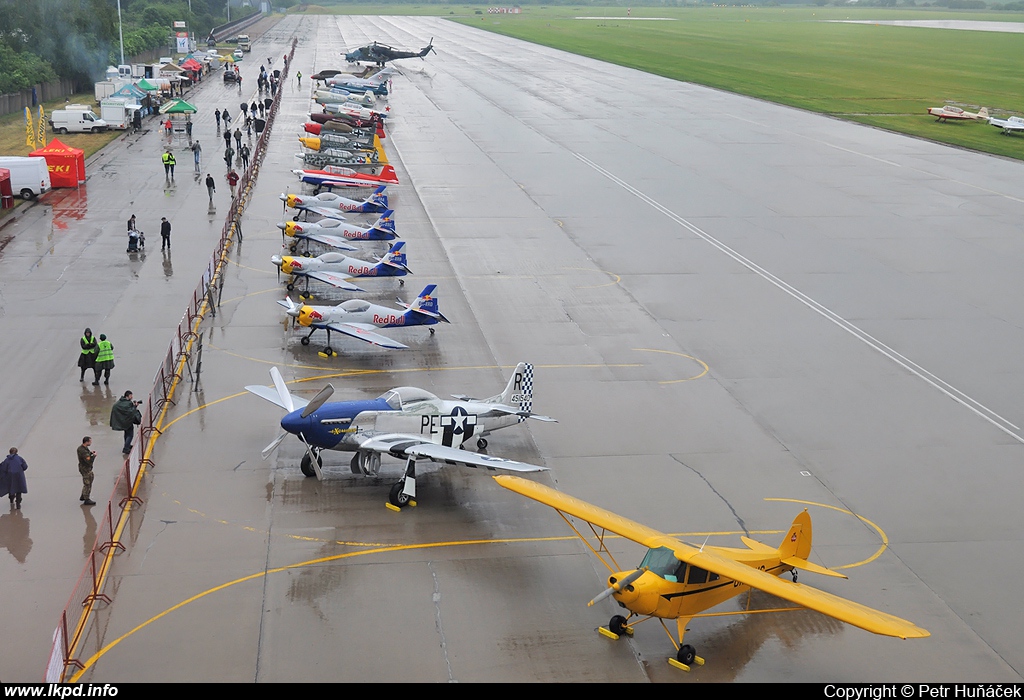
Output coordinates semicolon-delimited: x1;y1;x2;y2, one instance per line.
25;107;33;147
37;105;46;148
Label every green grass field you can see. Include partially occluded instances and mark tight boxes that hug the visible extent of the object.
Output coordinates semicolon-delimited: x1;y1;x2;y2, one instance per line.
450;6;1024;160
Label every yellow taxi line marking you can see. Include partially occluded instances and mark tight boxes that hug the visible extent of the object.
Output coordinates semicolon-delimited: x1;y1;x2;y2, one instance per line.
633;347;710;384
764;497;889;570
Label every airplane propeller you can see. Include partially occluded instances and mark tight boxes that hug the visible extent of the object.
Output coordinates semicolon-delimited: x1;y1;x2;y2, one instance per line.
588;568;646;608
301;383;334;418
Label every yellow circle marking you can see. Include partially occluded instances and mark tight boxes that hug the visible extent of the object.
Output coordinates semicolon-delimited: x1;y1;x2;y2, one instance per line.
633;347;709;384
764;497;889;570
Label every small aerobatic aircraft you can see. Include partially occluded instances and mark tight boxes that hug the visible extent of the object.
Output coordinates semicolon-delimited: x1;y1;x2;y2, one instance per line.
281;187;389;218
245;363;555;507
272;242;410;296
277;210;398;254
495;476;929;671
344;40;434;66
315;89;378;107
988;115;1024;135
926;105;989;122
294;164;400;190
326;66;396;90
278;283;449;355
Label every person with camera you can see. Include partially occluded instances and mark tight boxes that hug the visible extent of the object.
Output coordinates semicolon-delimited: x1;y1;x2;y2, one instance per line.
110;391;143;456
77;437;97;506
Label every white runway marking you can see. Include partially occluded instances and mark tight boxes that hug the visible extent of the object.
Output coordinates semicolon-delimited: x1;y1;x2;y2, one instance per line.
573;151;1024;443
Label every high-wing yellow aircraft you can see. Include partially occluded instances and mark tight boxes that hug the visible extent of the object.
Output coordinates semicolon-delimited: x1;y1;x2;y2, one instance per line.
495;476;929;671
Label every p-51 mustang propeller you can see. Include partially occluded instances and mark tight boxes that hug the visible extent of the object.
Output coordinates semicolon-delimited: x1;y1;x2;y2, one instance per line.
496;476;929;671
278;283;449;355
246;364;556;508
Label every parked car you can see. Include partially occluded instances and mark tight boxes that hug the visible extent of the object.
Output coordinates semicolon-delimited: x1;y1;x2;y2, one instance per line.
0;156;51;200
49;105;109;134
223;70;239;84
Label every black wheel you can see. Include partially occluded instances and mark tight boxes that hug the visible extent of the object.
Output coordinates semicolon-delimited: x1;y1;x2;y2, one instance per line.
20;189;34;201
286;282;294;291
322;346;334;357
300;336;310;346
609;615;628;636
477;437;488;449
677;645;696;666
429;328;435;336
299;452;322;478
350;453;360;472
388;482;411;508
289;244;297;253
59;127;68;135
398;279;404;287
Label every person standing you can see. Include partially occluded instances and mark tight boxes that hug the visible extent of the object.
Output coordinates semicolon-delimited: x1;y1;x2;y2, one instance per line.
215;108;221;132
223;128;232;150
93;334;114;386
224;145;234;169
233;127;242;151
296;71;302;87
110;391;143;456
222;108;231;127
77;437;96;506
239;143;250;171
162;149;175;179
192;140;202;173
127;214;137;234
160;217;171;251
226;169;239;198
205;173;216;203
250;100;258;117
132;109;142;134
0;448;28;509
78;327;98;381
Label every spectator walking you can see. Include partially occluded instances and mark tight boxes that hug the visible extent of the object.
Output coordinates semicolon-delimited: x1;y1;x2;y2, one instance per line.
226;169;239;198
110;391;143;456
214;108;221;132
162;149;175;179
240;143;250;171
222;108;231;127
78;327;98;381
93;334;114;386
250;100;258;117
224;145;234;169
160;217;171;250
223;129;232;150
192;140;202;173
0;448;28;509
164;118;172;137
206;173;216;203
296;71;302;87
234;127;242;151
77;437;96;506
185;117;193;142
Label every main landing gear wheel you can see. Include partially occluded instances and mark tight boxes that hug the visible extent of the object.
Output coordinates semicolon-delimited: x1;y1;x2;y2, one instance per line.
300;336;310;345
299;452;322;478
286;282;295;291
476;437;488;449
677;645;696;666
389;482;411;508
609;615;628;636
320;347;335;357
289;244;297;253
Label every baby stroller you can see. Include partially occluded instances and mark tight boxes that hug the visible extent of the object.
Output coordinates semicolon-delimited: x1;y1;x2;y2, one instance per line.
127;229;145;253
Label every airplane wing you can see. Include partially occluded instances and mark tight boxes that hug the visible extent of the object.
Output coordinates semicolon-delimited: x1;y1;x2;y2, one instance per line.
477;403;558;423
300;233;358;251
495;475;929;640
302;206;348;220
356;434;547;473
305;270;366;292
325;322;408;349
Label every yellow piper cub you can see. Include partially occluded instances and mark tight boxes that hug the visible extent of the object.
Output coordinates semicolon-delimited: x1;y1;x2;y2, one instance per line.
495;476;929;671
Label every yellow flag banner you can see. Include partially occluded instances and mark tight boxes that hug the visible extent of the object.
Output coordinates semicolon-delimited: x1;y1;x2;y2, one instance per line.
25;108;33;147
37;105;46;148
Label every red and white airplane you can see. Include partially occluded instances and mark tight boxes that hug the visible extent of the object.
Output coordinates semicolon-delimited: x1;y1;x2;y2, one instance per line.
293;164;400;189
927;105;989;122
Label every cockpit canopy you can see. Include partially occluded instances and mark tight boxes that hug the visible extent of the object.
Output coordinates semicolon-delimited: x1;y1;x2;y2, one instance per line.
640;546;719;585
378;386;440;411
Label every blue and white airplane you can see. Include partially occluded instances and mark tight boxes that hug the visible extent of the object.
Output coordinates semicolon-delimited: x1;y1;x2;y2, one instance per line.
272;241;410;296
277;209;398;254
278;284;449;355
280;186;389;218
988;115;1024;135
245;363;556;507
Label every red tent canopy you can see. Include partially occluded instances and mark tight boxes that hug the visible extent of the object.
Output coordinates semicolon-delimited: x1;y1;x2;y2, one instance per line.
181;58;203;71
29;138;85;188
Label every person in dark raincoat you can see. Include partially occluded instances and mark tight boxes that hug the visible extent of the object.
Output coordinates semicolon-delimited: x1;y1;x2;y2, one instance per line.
0;448;28;509
78;328;98;381
110;391;142;455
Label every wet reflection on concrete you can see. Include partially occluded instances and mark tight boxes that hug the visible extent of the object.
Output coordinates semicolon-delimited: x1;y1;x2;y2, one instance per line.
80;383;113;426
0;509;32;563
162;249;173;278
81;506;96;558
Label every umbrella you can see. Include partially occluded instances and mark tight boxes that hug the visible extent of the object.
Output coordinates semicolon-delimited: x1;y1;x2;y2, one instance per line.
219;54;235;63
159;99;199;115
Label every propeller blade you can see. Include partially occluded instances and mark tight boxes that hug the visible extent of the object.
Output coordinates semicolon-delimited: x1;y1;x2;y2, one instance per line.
270;366;295;413
261;432;287;460
297;432;324;481
301;383;335;418
587;568;646;608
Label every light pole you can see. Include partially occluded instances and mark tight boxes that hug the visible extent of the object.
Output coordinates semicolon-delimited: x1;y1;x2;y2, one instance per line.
117;0;125;65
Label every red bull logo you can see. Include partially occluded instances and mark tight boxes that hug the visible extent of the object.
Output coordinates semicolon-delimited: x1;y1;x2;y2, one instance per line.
281;257;301;274
298;307;321;326
349;265;373;275
373;314;403;325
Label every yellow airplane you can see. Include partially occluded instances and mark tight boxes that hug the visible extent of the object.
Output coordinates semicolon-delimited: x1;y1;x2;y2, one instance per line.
495;475;929;671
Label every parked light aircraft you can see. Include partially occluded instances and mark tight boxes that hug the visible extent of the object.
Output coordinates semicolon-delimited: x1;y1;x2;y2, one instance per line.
315;89;377;107
277;284;449;355
277;210;398;254
272;242;410;296
245;363;554;507
988;115;1024;134
344;41;433;66
294;164;399;189
926;105;989;122
280;187;389;218
495;475;930;671
326;66;395;89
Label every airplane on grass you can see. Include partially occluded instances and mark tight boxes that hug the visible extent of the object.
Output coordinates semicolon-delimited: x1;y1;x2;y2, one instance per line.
277;284;449;355
344;41;433;66
927;105;989;122
245;363;555;508
281;187;389;218
277;211;398;254
272;242;410;297
988;115;1024;134
495;475;929;671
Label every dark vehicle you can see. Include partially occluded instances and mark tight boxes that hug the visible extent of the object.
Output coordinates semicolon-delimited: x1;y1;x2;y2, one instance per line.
223;71;239;84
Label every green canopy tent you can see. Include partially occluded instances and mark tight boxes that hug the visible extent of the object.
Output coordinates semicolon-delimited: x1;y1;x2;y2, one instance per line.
136;78;159;92
159;99;198;115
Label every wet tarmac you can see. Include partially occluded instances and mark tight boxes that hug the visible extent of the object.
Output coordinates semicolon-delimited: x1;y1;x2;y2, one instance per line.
3;13;1024;682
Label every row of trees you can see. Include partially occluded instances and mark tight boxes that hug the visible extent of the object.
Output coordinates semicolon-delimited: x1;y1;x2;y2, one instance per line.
0;0;231;93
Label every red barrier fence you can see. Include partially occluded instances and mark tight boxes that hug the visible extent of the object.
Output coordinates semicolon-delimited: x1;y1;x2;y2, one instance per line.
44;38;297;684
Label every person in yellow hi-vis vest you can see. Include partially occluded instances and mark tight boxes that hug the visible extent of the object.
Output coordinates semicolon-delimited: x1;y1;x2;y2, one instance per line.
78;328;98;382
93;334;115;386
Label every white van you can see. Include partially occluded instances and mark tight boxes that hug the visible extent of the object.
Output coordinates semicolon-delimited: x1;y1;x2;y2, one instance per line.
0;157;52;200
49;105;109;134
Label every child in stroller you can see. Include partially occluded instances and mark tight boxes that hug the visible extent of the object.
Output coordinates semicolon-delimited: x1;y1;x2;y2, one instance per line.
127;229;145;253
